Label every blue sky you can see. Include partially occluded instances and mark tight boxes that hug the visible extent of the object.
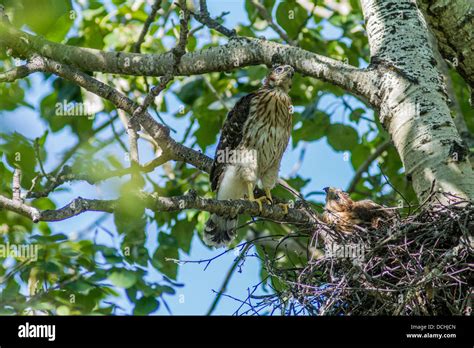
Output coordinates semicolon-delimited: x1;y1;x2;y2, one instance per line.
0;0;374;315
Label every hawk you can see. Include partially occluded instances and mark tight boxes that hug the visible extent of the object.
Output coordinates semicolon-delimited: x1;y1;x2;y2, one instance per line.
204;65;295;247
322;187;395;233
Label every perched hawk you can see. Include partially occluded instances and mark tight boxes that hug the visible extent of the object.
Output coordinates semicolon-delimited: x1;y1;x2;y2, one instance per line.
204;65;295;247
322;187;395;233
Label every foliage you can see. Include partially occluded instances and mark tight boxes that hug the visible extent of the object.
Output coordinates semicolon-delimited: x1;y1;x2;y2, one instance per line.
0;0;471;315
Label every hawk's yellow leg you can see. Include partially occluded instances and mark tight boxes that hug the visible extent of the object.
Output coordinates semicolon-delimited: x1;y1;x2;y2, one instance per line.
264;188;273;204
247;183;269;212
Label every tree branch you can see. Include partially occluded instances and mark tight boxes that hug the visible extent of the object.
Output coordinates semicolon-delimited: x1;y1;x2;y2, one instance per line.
417;0;474;90
347;139;392;193
250;0;297;46
0;191;316;226
132;0;162;54
0;55;43;82
190;0;237;38
29;55;212;174
0;21;377;103
206;243;252;315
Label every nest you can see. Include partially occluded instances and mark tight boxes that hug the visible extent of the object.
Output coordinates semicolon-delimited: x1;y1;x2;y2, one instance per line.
260;197;473;315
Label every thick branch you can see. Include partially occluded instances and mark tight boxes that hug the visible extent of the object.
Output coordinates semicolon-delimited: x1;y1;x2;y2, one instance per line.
0;55;44;82
32;56;212;173
361;0;474;203
417;0;474;90
427;30;474;166
0;192;315;225
0;22;377;102
0;195;40;222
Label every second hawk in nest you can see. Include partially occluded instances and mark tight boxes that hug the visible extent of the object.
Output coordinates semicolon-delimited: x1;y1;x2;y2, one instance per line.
322;187;396;233
204;65;295;247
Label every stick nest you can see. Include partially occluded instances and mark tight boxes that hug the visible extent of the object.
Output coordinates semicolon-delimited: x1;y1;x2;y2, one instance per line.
264;198;473;315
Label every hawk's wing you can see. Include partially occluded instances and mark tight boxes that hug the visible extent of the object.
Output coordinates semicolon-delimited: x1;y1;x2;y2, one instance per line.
210;93;256;192
353;199;394;221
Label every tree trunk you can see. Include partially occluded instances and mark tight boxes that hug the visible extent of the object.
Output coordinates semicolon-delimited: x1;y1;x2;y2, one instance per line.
417;0;474;90
361;0;474;203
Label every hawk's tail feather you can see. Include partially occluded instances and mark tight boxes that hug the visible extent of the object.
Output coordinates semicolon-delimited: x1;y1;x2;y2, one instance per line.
204;214;238;248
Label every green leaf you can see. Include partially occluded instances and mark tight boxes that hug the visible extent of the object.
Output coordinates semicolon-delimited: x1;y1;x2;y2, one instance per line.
245;0;275;30
0;83;25;110
350;144;371;170
108;269;138;289
11;0;72;38
171;219;195;254
276;1;307;39
0;132;36;186
114;189;147;258
176;79;204;105
327;124;359;151
56;305;70;315
292;111;330;146
133;296;159;315
350;108;365;122
194;116;221;150
151;244;179;280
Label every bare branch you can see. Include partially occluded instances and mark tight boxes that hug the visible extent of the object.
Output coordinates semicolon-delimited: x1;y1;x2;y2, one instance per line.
29;56;212;173
0;21;377;103
144;0;188;107
0;55;43;82
347;139;392;193
132;0;162;54
250;0;297;46
189;0;237;38
0;195;40;222
0;191;317;226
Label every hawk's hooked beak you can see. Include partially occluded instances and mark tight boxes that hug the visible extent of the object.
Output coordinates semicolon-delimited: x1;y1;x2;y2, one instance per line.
323;187;329;194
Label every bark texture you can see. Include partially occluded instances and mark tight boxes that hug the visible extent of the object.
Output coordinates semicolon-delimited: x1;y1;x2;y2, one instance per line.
361;0;474;203
417;0;474;90
0;0;472;222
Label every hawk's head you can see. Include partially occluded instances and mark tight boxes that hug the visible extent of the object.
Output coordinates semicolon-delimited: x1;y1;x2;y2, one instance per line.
323;187;354;212
265;65;294;92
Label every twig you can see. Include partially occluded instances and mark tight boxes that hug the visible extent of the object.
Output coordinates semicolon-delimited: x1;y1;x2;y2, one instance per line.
188;0;236;38
206;243;252;315
132;0;162;53
250;0;297;46
202;75;230;111
347;139;391;193
135;0;189;116
0;55;43;82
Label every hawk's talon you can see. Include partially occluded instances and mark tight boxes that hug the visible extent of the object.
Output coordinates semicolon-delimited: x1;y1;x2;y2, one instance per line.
249;196;268;212
264;188;273;204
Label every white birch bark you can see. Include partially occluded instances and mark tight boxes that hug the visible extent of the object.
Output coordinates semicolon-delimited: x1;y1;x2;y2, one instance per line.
360;0;474;203
417;0;474;89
